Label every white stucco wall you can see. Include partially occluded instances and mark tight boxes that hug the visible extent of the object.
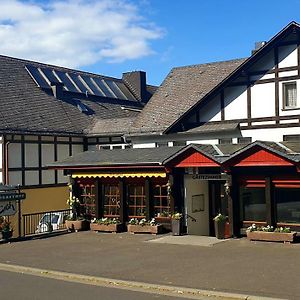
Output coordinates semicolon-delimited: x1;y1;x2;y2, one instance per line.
278;44;297;68
224;86;248;119
251;82;275;118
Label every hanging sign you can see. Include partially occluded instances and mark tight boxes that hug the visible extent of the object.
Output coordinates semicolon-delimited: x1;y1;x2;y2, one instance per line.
0;192;26;201
192;174;230;180
0;200;17;216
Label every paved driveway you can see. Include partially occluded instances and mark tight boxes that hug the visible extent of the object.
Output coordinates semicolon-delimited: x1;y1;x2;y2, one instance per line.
0;232;299;299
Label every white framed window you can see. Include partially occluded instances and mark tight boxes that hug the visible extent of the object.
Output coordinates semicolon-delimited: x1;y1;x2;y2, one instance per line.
283;82;298;109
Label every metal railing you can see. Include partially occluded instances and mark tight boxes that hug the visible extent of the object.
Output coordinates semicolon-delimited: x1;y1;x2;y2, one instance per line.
22;209;71;236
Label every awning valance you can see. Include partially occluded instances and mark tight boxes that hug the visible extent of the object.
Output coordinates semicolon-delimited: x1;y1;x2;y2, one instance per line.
72;172;167;179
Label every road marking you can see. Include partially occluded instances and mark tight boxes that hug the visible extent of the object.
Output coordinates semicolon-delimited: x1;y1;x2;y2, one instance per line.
0;263;283;300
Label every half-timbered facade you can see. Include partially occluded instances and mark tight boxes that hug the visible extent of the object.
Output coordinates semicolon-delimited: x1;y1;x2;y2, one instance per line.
51;22;300;237
1;21;300;237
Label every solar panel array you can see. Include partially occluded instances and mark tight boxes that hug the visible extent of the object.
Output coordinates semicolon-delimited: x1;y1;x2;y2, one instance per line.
25;65;136;101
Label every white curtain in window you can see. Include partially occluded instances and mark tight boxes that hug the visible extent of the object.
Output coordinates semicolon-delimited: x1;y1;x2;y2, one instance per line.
286;84;297;107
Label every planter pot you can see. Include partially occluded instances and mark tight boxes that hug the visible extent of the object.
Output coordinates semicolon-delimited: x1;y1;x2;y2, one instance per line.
214;220;226;239
1;230;13;240
171;219;182;236
127;224;163;235
247;231;296;243
65;220;90;232
90;223;124;233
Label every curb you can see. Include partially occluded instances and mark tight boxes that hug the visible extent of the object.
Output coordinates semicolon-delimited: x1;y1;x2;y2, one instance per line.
0;263;285;300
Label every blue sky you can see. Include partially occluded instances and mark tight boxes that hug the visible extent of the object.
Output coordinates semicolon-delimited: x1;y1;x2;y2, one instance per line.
0;0;299;85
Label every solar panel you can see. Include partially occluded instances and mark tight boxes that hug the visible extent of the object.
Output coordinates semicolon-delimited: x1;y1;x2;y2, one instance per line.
40;68;61;85
26;65;135;101
80;75;104;97
68;73;89;94
92;77;116;98
104;80;127;100
115;82;135;100
53;70;79;93
25;65;50;89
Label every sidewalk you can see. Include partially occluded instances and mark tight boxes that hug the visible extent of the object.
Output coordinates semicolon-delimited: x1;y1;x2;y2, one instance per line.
0;231;299;299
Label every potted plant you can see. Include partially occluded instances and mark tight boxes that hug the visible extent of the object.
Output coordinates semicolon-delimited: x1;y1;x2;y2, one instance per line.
213;213;227;239
65;196;89;232
171;212;183;236
127;218;163;235
246;224;296;243
90;217;124;233
0;217;13;240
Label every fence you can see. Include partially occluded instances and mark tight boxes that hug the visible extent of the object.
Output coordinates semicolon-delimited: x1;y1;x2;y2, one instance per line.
22;209;71;236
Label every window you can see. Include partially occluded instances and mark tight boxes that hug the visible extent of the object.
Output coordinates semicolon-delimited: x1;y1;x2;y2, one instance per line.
128;184;146;218
79;183;96;218
103;184;120;217
283;82;298;109
219;138;232;145
283;134;300;142
275;188;300;224
240;187;266;222
156;142;168;147
173;141;186;146
153;183;170;218
238;137;252;144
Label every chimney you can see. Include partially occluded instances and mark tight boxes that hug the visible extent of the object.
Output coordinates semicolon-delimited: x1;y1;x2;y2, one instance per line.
251;41;267;55
122;71;148;103
51;82;64;99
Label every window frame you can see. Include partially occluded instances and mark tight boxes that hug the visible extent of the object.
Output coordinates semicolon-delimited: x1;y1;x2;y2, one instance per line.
282;81;298;110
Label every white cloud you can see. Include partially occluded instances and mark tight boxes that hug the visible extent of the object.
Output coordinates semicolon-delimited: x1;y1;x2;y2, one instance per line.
0;0;163;67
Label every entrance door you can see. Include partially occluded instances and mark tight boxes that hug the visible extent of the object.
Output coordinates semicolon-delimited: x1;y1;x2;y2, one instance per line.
184;176;209;235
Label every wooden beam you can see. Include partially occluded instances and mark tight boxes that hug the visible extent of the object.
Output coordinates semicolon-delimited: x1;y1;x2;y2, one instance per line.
145;178;151;220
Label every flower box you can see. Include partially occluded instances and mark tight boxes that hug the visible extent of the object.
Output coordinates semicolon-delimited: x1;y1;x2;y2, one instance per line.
90;223;124;233
247;231;296;243
127;224;163;235
65;220;90;232
1;230;13;240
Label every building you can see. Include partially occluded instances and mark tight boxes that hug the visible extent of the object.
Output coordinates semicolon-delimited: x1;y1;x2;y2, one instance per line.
1;21;300;236
0;54;156;226
51;21;300;237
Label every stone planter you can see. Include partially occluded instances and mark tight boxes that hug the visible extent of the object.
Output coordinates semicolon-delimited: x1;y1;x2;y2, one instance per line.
90;223;124;233
171;219;182;236
214;219;226;239
247;231;296;243
127;224;163;235
65;220;90;232
1;230;13;240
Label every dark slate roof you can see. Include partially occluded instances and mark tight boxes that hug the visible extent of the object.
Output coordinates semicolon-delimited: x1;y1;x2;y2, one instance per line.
0;54;155;136
130;58;246;135
49;141;300;169
185;122;240;134
48;146;185;167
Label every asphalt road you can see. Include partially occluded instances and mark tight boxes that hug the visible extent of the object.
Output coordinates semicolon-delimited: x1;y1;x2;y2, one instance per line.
0;270;197;300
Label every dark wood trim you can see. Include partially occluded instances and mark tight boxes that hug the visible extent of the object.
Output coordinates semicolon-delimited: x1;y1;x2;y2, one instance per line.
20;183;67;189
69;137;72;157
274;47;280;123
119;179;126;223
83;137;88;151
248;65;298;77
242;122;300;130
297;42;300;76
229;74;300;86
145;178;151;220
247;76;251;125
3;135;6;185
4;139;82;145
21;135;25;186
38;135;42;185
220;90;225;121
265;177;274;226
54;136;58;184
95;179;101;219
